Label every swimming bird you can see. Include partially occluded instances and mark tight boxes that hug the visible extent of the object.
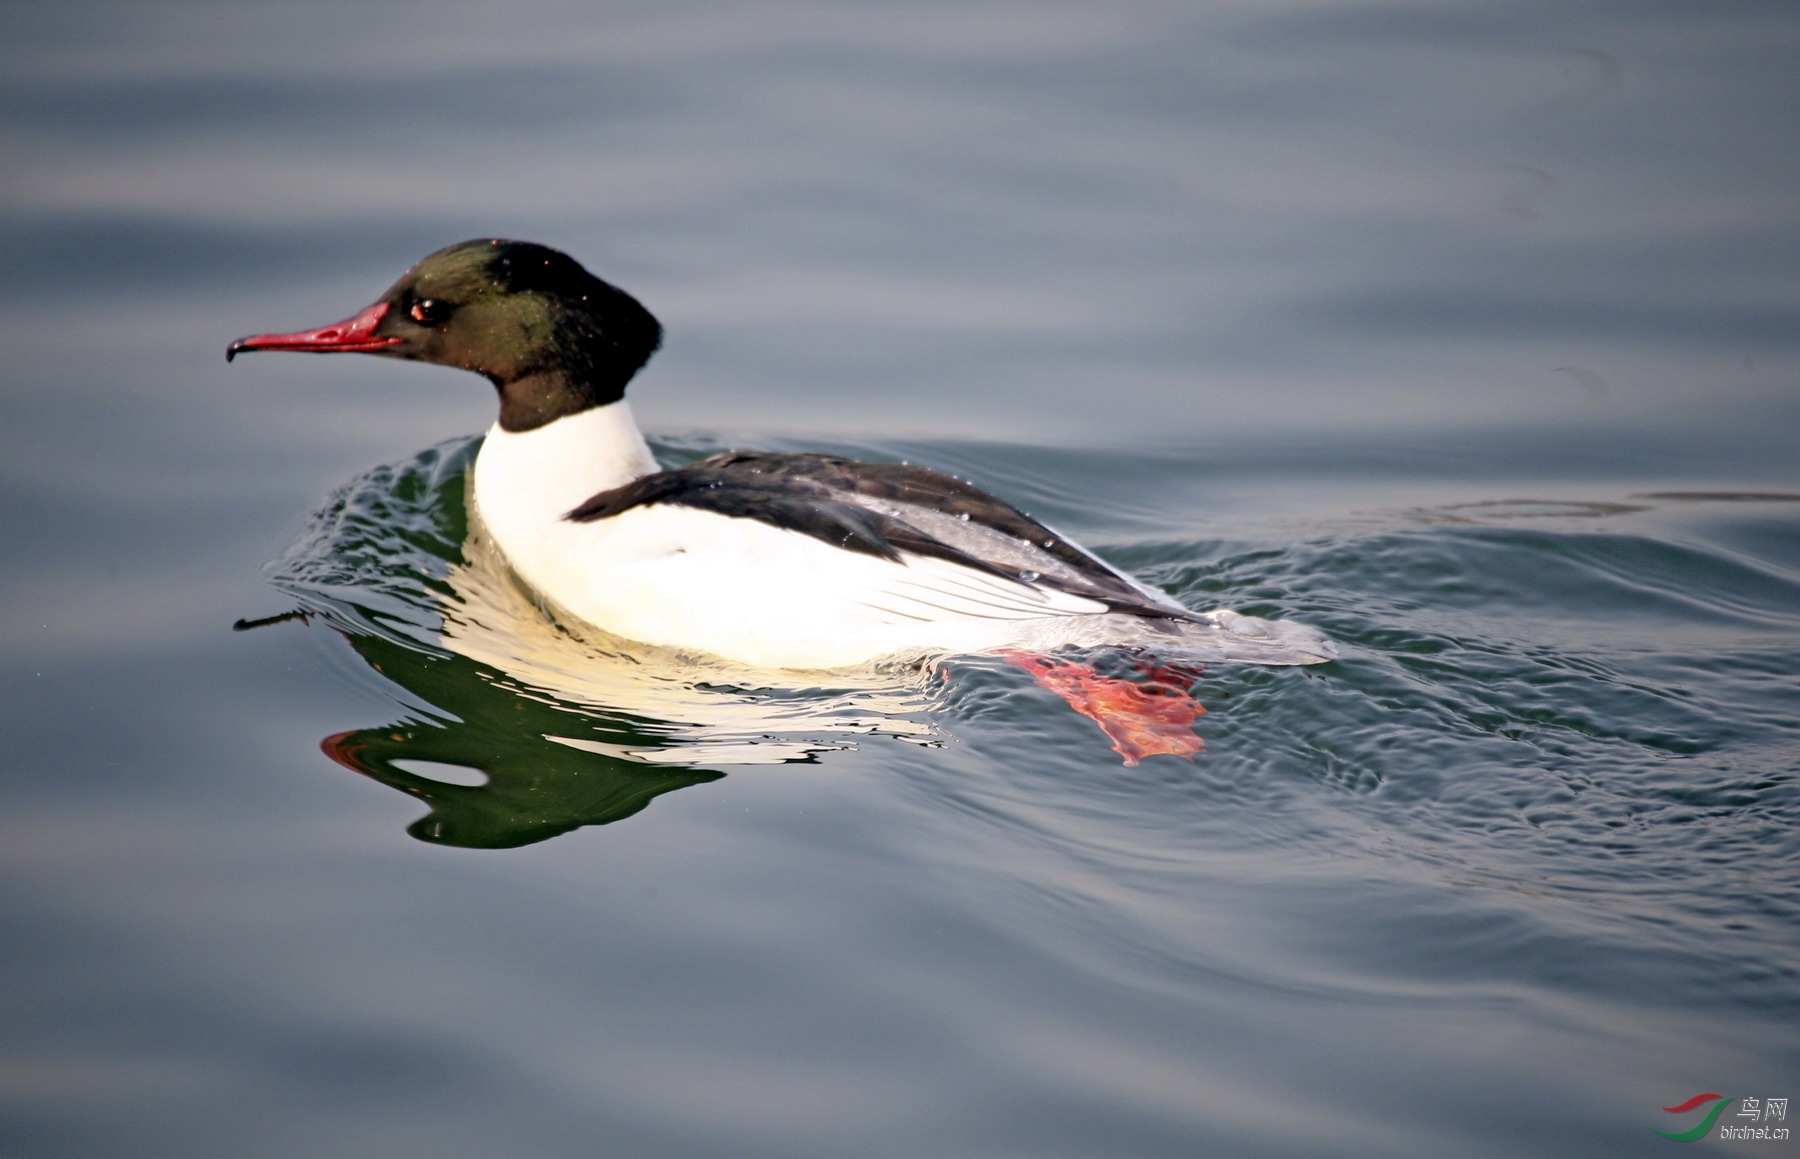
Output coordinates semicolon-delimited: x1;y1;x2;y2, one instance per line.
229;239;1334;673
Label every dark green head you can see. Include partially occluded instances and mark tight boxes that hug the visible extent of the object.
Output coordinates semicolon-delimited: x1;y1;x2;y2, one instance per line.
229;239;662;431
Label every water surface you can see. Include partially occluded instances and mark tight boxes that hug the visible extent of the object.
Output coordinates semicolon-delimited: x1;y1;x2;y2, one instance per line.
2;2;1797;1156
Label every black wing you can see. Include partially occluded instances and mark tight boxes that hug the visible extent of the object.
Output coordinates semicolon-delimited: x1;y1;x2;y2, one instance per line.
565;451;1189;620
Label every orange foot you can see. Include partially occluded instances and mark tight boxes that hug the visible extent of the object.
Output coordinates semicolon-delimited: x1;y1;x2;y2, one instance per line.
998;650;1206;766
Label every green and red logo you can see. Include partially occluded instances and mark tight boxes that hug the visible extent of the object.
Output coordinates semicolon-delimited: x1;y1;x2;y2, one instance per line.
1649;1093;1731;1141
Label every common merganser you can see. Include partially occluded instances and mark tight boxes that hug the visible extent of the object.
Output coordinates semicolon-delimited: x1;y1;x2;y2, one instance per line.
229;239;1335;672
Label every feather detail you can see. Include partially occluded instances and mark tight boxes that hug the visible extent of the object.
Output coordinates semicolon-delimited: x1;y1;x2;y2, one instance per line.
566;451;1188;620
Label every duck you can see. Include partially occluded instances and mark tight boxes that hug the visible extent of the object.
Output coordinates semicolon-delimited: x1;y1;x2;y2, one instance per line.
229;239;1336;672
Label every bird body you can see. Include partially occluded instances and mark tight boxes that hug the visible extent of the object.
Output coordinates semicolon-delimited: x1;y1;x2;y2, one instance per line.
231;239;1335;671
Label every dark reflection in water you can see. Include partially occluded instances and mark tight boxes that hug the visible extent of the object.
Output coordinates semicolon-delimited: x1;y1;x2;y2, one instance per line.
307;629;725;850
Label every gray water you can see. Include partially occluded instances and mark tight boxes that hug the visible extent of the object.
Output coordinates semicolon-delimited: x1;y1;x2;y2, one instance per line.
2;2;1797;1156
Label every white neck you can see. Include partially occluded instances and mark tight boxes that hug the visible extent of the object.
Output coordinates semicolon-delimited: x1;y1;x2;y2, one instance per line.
471;400;658;570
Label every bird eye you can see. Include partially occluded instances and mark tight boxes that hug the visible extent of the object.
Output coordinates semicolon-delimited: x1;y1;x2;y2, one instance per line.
410;299;452;326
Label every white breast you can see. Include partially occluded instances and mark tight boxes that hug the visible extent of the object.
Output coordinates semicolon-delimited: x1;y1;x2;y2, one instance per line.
471;401;659;545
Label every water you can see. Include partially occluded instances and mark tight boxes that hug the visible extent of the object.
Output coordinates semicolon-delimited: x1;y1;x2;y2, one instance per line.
3;2;1798;1156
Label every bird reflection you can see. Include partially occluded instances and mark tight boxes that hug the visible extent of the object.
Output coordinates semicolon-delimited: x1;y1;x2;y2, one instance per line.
315;628;728;849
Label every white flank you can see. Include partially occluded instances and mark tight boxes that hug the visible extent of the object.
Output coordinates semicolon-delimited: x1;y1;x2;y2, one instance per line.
469;402;1336;669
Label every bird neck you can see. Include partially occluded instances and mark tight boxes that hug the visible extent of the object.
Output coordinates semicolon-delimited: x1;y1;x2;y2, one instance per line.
471;400;657;547
494;366;629;432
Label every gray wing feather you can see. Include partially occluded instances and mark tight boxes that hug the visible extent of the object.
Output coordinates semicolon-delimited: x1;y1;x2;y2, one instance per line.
567;452;1194;622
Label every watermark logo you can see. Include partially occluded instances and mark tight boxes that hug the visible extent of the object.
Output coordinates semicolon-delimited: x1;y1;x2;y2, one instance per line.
1650;1093;1789;1142
1650;1094;1731;1142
